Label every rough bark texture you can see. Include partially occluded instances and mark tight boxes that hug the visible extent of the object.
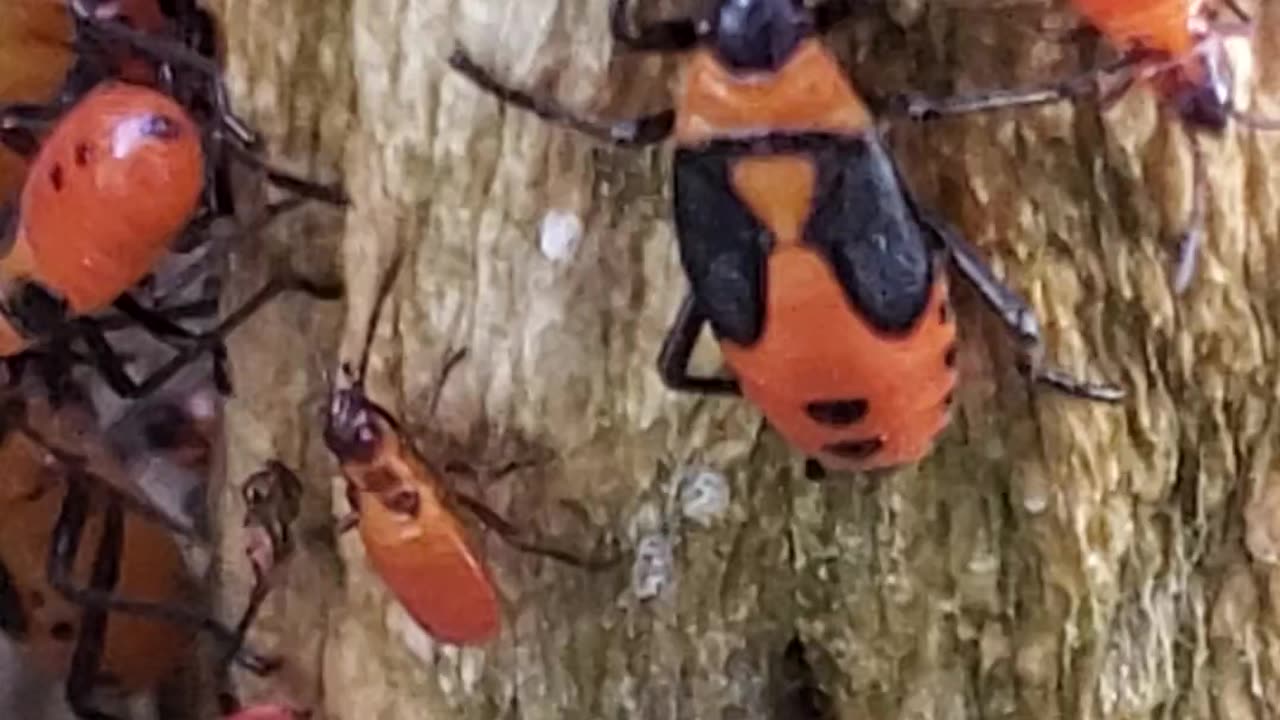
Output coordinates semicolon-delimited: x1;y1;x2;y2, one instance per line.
210;1;1280;718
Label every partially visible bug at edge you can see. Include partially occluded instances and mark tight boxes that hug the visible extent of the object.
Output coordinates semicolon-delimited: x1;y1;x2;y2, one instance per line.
897;0;1277;292
0;382;279;719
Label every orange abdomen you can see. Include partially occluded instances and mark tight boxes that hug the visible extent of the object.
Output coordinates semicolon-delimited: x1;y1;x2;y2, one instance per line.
1071;0;1197;55
10;82;204;313
720;248;957;471
355;485;500;645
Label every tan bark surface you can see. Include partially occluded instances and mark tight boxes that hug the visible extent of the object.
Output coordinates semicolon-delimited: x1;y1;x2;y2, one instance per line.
209;0;1280;718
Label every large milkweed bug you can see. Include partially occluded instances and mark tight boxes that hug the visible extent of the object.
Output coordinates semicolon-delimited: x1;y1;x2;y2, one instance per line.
323;253;619;645
0;24;345;399
893;0;1276;291
0;96;343;399
449;0;1125;476
0;384;279;719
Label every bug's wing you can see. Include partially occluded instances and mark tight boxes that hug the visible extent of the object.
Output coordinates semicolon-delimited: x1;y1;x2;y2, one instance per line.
804;136;934;334
359;490;501;645
672;147;769;347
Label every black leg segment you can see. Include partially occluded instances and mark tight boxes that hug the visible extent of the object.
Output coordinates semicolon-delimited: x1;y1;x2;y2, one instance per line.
657;294;741;396
608;0;699;51
917;210;1125;402
447;47;675;146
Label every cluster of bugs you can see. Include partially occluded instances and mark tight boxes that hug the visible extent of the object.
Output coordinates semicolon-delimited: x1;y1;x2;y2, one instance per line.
0;0;1274;717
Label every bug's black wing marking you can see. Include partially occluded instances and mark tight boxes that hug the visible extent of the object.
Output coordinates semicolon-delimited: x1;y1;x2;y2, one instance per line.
804;135;933;334
672;147;769;347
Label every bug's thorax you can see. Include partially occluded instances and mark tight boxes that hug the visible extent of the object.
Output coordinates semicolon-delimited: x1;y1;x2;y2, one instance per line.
674;39;871;144
326;390;448;529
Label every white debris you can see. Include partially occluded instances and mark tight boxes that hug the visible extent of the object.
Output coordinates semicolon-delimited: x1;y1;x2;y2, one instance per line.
631;533;676;601
538;209;583;262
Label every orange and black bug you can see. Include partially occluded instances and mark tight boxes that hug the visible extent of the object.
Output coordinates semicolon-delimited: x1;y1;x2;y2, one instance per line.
0;83;342;399
324;255;617;644
896;0;1274;291
0;386;277;720
449;0;1124;476
0;3;346;398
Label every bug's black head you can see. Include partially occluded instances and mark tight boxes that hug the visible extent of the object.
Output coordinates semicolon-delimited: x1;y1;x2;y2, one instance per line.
1170;50;1233;133
324;386;382;464
709;0;811;73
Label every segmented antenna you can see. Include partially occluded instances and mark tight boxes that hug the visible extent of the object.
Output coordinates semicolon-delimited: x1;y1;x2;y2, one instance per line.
352;250;406;388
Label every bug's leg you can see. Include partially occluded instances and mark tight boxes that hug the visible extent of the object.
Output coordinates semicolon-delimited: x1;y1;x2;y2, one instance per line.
220;142;349;206
920;213;1125;401
1221;0;1252;22
447;47;675;146
658;294;741;395
47;477;279;674
65;488;125;720
0;561;26;637
66;615;122;720
74;326;151;399
426;347;469;419
95;297;220;332
608;0;698;51
887;54;1140;120
452;491;622;570
86;272;343;399
1171;130;1207;293
110;295;200;341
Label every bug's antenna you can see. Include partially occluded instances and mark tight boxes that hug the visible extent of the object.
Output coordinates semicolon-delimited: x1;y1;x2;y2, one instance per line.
352;250;406;388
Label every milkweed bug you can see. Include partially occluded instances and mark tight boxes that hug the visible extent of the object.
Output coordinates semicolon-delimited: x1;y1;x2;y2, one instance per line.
324;253;619;645
0;80;345;399
0;385;279;720
893;0;1275;291
449;0;1125;476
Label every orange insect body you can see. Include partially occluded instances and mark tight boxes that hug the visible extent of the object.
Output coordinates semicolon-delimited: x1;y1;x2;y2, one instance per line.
0;393;194;692
675;39;957;471
1072;0;1200;56
0;81;203;354
329;392;500;644
447;0;1125;474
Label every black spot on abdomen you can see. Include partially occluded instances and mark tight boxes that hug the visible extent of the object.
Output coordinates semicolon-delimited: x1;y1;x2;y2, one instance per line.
805;399;868;426
823;437;884;461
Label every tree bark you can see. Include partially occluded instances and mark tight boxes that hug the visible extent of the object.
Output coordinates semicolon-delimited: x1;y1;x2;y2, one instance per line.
210;0;1280;718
